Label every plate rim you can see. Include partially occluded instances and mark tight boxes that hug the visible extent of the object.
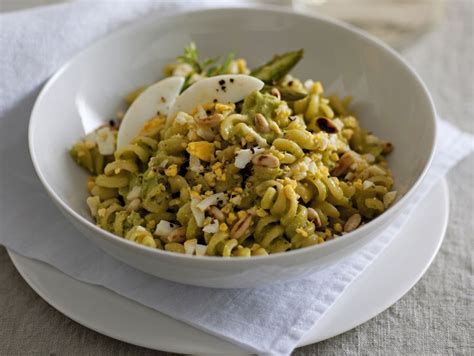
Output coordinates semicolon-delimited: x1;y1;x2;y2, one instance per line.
302;178;450;344
7;179;449;353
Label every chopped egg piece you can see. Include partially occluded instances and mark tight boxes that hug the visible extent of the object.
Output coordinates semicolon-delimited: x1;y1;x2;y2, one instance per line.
187;141;215;162
126;186;141;200
154;220;178;237
197;193;226;211
184;239;197;255
117;76;184;149
234;147;265;169
191;198;205;227
167;74;264;125
96;127;115;155
203;219;219;233
195;244;207;256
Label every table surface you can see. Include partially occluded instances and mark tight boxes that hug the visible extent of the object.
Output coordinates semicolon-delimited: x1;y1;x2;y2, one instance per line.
1;1;472;355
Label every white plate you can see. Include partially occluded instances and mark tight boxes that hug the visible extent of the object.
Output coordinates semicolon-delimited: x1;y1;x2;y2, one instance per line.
8;179;449;353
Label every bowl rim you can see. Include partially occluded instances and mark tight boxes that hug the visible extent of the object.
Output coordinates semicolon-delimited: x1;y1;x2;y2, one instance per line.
28;4;437;265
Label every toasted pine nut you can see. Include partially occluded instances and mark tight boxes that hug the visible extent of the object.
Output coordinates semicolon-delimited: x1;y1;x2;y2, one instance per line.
230;214;252;239
208;206;225;221
316;117;339;134
307;207;322;227
331;151;354;177
162;226;186;243
195;113;224;127
252;153;279;168
254;113;270;133
383;191;397;208
126;198;141;212
270;87;281;100
344;214;362;233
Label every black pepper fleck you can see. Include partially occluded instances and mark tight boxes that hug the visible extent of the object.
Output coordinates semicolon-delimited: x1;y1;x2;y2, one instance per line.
288;81;293;86
160;96;166;103
230;78;234;83
222;86;226;91
218;79;225;85
213;99;218;103
108;119;115;127
206;110;212;115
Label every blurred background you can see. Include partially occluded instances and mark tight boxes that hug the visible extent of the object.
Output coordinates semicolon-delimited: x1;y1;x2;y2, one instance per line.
0;0;445;50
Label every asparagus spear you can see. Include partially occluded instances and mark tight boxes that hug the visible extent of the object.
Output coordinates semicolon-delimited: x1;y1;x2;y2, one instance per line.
251;49;304;84
263;85;308;101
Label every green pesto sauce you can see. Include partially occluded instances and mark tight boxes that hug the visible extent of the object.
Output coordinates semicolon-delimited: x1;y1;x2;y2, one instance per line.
242;90;280;120
126;211;144;227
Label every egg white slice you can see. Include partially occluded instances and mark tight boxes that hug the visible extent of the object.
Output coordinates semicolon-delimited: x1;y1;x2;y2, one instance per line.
167;74;264;126
117;76;184;149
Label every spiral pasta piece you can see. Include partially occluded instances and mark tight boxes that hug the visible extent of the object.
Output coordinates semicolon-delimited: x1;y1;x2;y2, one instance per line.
126;226;157;248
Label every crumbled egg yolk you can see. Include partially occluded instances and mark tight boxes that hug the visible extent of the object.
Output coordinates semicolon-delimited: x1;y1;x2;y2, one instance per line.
190;191;200;199
139;116;165;135
296;228;308;237
165;164;178;177
146;220;157;229
237;211;247;219
216;169;225;181
215;103;235;113
353;179;363;189
219;223;228;232
211;162;222;170
210;162;226;181
87;177;95;192
227;212;237;224
221;204;232;214
204;172;216;187
192;184;203;193
187;141;215;162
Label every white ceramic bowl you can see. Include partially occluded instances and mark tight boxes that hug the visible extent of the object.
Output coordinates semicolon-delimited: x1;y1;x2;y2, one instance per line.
29;6;436;288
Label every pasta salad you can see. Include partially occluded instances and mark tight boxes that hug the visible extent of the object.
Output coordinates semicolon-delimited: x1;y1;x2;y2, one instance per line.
70;44;396;257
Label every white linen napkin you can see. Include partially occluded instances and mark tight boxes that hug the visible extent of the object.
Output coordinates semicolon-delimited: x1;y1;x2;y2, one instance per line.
1;2;473;355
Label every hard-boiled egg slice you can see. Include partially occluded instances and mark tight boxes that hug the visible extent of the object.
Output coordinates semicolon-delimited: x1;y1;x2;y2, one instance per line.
117;76;184;149
167;74;264;125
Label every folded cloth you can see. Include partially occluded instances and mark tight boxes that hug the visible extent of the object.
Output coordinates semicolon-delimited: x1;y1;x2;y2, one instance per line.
0;1;473;355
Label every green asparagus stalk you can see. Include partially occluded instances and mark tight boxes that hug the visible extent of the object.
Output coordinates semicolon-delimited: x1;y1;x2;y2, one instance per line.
251;49;304;84
263;85;308;101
